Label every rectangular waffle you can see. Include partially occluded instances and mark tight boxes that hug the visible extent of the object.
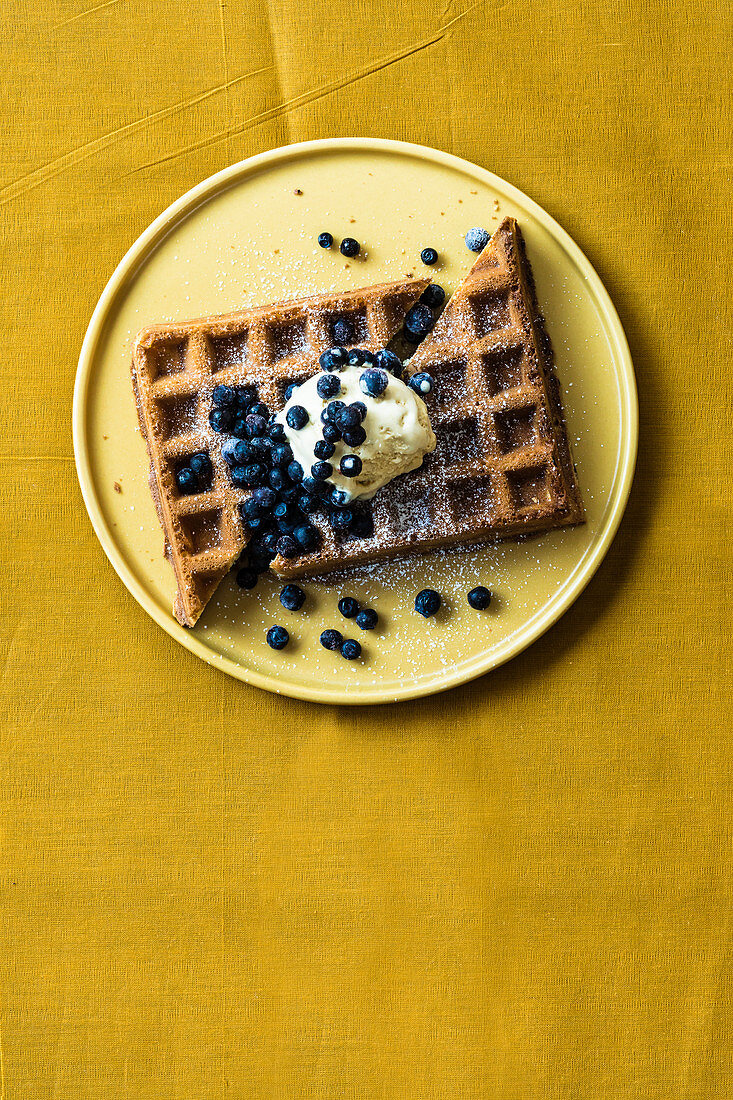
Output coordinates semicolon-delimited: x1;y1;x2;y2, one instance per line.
132;278;430;626
273;217;583;579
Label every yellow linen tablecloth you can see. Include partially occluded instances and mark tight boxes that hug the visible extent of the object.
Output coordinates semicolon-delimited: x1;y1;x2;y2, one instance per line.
1;1;730;1096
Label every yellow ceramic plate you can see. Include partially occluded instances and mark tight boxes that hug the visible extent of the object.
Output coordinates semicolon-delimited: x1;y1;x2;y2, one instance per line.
73;138;637;705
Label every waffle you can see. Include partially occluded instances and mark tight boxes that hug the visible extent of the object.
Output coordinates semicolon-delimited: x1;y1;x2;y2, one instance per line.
132;278;430;626
273;217;583;579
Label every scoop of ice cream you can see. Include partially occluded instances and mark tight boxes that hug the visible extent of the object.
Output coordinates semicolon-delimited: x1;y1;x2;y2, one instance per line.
278;363;436;503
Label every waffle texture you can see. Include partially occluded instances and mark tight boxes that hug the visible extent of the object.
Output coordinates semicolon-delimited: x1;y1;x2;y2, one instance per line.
131;278;429;625
274;217;583;578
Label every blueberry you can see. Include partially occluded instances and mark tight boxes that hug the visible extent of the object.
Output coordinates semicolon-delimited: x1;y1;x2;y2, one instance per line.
329;508;354;531
245;414;268;439
251;402;270;420
277;518;296;535
359;368;388;397
252;486;276;509
212;384;236;407
249;530;275;554
467;586;492;609
221;438;239;466
311;461;333;481
276;535;298;558
420;284;446;309
322;421;341;444
314;439;335;460
420;247;438;265
340;237;360;257
332;319;353;345
260;531;279;555
249;436;272;459
320;628;343;651
286;405;308;431
404;303;434;342
244;464;266;487
336;405;361;429
375;349;403;377
415;588;441;617
267;420;286;442
340;454;362;477
245;516;265;533
287;460;304;483
342;426;366;447
231;417;248;438
293;524;319;551
234;384;257;408
272;442;294;467
241;497;262;520
301;475;320;496
340;639;362;660
466;226;491;252
209;407;233;433
176;466;198;494
338;596;360;619
284;382;299;402
355;608;378;630
280;583;305;611
236;567;258;589
317;373;341;399
230;466;248;487
330;488;350;509
298;493;319;514
266;625;290;650
408;372;434;397
233;439;252;464
351;401;367;421
348;348;369;366
323;400;346;423
273;501;293;521
269;468;287;491
318;231;333;248
319;347;348;372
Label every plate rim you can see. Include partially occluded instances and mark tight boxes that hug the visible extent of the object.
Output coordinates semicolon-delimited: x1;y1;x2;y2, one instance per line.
72;137;638;705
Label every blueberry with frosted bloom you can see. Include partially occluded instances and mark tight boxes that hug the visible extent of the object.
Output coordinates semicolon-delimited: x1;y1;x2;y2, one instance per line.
316;373;341;399
359;368;388;397
465;226;491;252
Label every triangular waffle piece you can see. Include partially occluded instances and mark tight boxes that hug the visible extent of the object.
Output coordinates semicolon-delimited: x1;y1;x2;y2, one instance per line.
274;217;582;578
132;278;429;625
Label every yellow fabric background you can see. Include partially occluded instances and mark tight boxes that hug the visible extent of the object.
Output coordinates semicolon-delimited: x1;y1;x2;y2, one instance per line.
1;0;730;1096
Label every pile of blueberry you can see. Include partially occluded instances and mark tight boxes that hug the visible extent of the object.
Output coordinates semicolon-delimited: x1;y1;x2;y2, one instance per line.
175;452;213;495
199;345;434;584
403;282;446;345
